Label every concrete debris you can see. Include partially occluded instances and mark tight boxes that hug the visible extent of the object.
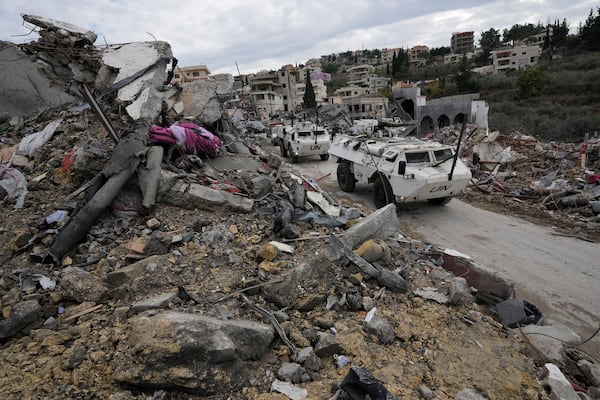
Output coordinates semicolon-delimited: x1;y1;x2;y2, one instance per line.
542;363;580;400
413;287;449;304
0;12;595;400
520;324;581;365
578;360;600;387
454;388;488;400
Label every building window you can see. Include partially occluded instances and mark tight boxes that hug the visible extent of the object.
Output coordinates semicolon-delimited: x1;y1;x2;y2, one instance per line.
283;96;287;100
192;72;199;77
174;74;180;78
256;94;265;100
282;83;286;88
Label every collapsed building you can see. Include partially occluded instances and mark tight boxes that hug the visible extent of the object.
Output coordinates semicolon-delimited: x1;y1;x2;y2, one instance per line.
0;14;599;400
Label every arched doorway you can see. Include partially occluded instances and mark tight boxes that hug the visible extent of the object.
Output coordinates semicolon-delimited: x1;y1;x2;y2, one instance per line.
437;114;450;129
453;113;466;124
420;116;434;134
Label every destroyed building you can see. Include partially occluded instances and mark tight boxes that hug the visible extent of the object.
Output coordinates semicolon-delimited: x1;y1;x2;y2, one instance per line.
0;14;599;400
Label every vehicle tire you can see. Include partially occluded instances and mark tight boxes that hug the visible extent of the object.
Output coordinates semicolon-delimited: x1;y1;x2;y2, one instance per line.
373;174;394;209
428;197;452;205
337;161;356;192
320;153;329;161
280;142;288;158
291;153;299;163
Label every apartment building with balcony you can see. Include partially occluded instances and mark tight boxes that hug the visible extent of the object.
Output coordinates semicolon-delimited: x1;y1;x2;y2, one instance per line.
490;45;540;74
451;31;475;54
172;65;211;83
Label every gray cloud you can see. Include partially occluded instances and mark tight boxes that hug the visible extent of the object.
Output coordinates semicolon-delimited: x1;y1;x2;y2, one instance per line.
1;0;597;74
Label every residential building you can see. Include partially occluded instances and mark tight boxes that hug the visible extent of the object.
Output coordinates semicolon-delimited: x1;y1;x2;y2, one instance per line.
296;78;327;107
362;74;391;95
381;47;402;64
335;86;370;99
346;64;375;86
409;45;429;62
209;73;234;85
490;45;540;74
451;31;474;54
344;95;389;120
172;65;211;83
248;72;284;116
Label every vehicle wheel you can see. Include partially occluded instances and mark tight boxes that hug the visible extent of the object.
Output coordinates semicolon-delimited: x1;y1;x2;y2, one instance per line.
373;174;394;209
291;153;299;163
280;142;288;158
337;161;356;192
428;197;452;206
320;153;329;161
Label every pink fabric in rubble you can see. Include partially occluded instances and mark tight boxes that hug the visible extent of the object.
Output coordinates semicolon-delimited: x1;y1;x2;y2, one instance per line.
149;122;222;158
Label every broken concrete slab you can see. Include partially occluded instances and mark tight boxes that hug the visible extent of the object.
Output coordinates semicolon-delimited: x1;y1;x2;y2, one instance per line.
364;316;395;345
159;181;254;212
331;203;399;259
413;287;449;304
21;14;97;45
100;41;172;121
113;311;274;395
441;248;514;304
130;292;178;313
520;324;581;364
542;363;580;400
314;332;343;358
180;79;223;124
0;41;75;118
578;360;600;387
271;379;308;400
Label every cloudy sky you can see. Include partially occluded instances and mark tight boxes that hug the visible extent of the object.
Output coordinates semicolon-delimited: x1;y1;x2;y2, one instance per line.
1;0;597;75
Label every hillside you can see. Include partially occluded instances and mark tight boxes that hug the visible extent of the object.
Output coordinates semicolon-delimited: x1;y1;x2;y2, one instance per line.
480;51;600;142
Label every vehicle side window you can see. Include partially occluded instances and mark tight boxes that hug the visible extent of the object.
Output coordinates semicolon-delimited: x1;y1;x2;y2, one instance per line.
405;151;430;163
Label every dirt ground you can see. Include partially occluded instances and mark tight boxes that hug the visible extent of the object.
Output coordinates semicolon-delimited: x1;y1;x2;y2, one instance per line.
0;116;563;399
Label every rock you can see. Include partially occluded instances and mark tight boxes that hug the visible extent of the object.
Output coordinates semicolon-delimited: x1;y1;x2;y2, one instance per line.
377;269;407;293
588;387;600;399
419;385;435;400
60;267;107;303
0;300;42;339
354;239;391;262
364;316;395;345
146;218;161;229
130;292;178;313
160;181;254;213
295;294;326;311
448;277;471;305
277;362;306;384
413;287;449;304
455;388;487;399
295;347;315;364
542;363;580;400
314;332;343;358
105;255;165;288
271;379;308;400
264;262;318;308
362;296;375;312
520;324;581;364
251;175;273;199
62;343;87;370
113;311;274;395
257;243;278;261
346;293;363;311
144;231;172;256
578;360;600;387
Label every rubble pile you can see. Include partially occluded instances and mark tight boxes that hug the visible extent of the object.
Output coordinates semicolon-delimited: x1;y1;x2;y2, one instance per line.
0;14;599;400
433;125;600;241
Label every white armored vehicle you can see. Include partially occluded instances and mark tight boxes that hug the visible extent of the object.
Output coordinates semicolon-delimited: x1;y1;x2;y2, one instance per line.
329;134;472;208
275;121;331;163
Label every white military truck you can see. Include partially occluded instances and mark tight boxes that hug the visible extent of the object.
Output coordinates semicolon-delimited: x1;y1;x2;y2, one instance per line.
328;134;472;208
275;121;331;163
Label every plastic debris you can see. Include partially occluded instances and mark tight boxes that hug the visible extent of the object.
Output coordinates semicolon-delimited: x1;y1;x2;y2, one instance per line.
334;354;350;368
17;118;63;158
340;366;396;400
0;165;28;208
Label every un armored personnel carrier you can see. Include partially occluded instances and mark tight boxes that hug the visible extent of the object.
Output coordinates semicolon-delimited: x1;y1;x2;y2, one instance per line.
328;133;472;208
275;121;331;163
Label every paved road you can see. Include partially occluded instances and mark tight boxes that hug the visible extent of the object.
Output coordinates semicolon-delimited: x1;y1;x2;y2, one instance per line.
288;153;600;357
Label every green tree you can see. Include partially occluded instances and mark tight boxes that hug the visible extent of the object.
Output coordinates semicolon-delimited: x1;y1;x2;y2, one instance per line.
502;23;542;45
476;27;501;66
322;62;339;74
303;70;316;109
580;8;600;51
455;56;480;93
515;67;545;99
